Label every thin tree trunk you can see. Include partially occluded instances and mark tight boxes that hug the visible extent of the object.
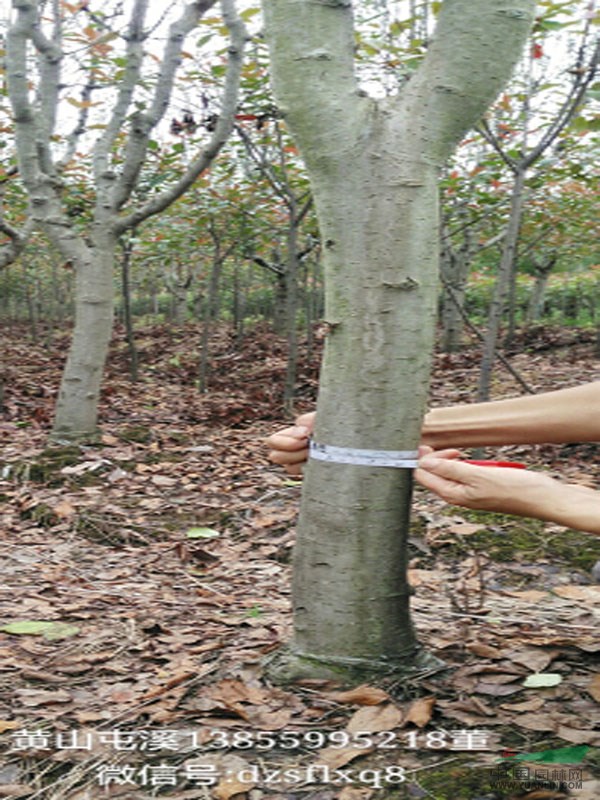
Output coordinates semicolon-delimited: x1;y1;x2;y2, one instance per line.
199;244;227;393
440;247;469;353
273;272;287;335
121;237;139;382
233;259;246;346
525;257;556;324
477;167;526;402
283;217;300;411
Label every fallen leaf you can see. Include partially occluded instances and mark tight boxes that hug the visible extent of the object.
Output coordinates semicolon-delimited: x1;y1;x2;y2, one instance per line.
186;527;220;539
346;702;403;733
0;720;21;733
402;697;436;728
317;744;375;770
53;499;76;518
245;707;292;730
473;682;523;696
466;642;503;658
506;648;560;673
152;474;178;487
522;673;563;688
2;620;79;640
552;585;600;602
500;697;545;712
338;789;375;800
435;704;506;727
516;713;560;732
14;689;73;707
324;684;390;706
504;590;550;603
407;568;444;587
447;520;484;536
445;696;496;717
213;755;257;799
555;725;600;746
587;673;600;703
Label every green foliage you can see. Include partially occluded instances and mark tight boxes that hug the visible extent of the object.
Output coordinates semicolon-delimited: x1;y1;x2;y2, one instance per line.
465;268;600;325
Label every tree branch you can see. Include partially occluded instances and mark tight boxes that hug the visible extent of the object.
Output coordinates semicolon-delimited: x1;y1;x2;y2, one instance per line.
404;0;536;165
114;0;247;235
524;37;600;168
0;218;34;270
93;0;149;188
111;0;219;210
260;0;367;168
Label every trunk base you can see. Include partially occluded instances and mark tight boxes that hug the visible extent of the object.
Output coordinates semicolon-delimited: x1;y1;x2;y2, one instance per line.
49;430;103;446
264;645;446;686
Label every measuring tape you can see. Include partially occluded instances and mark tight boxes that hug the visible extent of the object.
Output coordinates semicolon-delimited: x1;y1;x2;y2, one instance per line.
309;439;419;469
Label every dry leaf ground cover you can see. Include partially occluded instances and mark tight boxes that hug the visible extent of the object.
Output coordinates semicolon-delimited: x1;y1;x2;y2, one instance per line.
0;322;599;800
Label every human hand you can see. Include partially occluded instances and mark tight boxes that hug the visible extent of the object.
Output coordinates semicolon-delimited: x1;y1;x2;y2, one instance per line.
415;450;560;520
265;411;316;475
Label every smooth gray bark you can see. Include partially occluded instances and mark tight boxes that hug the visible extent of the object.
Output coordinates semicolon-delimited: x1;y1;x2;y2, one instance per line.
261;0;535;679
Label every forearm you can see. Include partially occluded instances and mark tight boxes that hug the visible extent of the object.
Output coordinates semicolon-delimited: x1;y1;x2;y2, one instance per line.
422;382;600;449
416;454;600;535
525;482;600;534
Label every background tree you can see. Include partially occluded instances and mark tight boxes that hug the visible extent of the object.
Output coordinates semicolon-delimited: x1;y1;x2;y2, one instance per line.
236;119;315;409
261;0;536;682
6;0;246;441
474;10;599;400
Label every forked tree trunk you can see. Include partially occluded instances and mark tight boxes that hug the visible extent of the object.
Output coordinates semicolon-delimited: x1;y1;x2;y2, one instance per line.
261;0;535;681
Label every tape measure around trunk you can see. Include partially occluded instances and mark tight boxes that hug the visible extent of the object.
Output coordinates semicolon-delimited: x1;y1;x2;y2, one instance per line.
309;439;419;468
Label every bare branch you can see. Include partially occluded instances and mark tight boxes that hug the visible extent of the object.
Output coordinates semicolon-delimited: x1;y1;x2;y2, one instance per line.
111;0;220;210
524;36;600;167
476;118;518;173
0;217;34;269
92;0;149;186
405;0;536;164
114;0;247;235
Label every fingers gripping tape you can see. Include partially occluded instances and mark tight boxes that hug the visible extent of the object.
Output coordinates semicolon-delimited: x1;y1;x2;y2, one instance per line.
309;440;419;468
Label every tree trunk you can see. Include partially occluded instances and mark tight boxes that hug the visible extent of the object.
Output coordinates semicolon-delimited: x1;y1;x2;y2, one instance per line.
121;237;139;382
288;160;440;674
273;272;287;335
283;215;300;412
525;257;556;324
6;0;245;441
477;167;526;402
198;250;225;393
233;259;246;346
261;0;535;682
440;245;469;352
52;239;116;440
